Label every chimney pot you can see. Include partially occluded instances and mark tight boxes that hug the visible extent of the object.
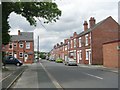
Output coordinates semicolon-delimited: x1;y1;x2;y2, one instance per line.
18;30;20;35
83;21;88;31
89;17;96;28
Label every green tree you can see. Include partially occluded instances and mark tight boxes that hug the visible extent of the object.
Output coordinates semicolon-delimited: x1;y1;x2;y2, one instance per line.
2;2;61;45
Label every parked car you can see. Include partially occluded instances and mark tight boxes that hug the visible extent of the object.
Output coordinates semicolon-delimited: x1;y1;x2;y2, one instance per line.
49;56;55;61
4;56;23;66
64;58;77;66
55;58;63;63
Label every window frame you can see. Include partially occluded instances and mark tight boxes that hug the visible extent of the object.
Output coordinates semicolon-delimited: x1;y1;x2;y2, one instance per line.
26;42;30;49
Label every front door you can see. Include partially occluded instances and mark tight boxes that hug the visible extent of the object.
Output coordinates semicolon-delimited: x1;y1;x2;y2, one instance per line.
24;54;28;62
77;51;79;63
88;51;91;65
14;53;17;58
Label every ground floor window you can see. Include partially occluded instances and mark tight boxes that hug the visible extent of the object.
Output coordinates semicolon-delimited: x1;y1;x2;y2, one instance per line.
19;52;23;58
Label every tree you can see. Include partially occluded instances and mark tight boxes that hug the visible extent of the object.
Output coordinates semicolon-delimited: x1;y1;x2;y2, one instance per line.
2;2;61;45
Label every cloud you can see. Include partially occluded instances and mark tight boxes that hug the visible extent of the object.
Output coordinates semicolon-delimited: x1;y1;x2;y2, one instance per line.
9;0;119;52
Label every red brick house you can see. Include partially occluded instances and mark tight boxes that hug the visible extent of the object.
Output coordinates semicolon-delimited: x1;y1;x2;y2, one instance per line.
103;40;120;68
50;16;119;65
3;30;34;64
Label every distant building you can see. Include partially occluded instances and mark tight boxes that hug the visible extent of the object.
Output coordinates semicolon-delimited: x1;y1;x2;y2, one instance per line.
3;30;34;64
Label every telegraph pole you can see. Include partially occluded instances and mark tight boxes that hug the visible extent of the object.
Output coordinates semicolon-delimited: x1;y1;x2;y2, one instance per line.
37;36;39;62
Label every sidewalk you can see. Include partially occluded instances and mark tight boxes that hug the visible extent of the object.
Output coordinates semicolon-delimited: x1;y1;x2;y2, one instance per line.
78;64;118;73
13;63;39;88
12;63;56;88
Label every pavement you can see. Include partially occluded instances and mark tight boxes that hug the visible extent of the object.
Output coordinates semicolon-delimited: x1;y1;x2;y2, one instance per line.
12;62;58;89
77;64;118;73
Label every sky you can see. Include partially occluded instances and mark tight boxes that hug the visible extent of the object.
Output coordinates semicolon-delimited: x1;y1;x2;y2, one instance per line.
9;0;119;52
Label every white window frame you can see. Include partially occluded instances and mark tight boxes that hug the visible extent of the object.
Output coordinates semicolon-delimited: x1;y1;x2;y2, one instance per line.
14;43;17;47
65;45;67;50
74;50;76;60
79;50;82;60
19;42;23;48
19;52;23;58
71;40;73;48
68;41;70;49
63;46;64;51
74;39;76;48
79;37;82;47
9;52;13;56
9;43;13;50
85;34;89;46
26;42;30;49
86;49;91;60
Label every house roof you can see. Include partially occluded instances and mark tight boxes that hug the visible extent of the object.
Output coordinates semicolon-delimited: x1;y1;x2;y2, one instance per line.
77;16;117;37
11;32;33;41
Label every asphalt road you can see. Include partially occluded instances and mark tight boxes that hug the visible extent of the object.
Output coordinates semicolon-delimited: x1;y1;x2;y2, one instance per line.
40;60;118;88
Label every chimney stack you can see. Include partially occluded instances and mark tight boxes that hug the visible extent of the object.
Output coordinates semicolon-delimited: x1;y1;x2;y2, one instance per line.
60;42;63;45
73;32;77;37
89;17;96;28
18;30;20;35
83;21;88;31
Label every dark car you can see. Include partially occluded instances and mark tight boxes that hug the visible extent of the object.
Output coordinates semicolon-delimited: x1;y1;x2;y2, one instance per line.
4;56;23;66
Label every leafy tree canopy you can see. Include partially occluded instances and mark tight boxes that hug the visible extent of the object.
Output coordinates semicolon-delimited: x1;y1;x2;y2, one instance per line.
2;1;61;45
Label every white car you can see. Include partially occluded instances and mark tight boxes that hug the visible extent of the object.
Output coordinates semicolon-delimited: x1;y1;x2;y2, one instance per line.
64;58;77;66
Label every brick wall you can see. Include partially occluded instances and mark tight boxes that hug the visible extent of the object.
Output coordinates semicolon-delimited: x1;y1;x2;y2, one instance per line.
103;41;119;68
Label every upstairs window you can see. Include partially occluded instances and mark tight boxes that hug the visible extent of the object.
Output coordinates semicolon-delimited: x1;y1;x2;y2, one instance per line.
14;43;17;47
85;34;88;46
19;42;23;48
74;39;76;48
79;37;81;47
9;43;13;50
71;40;73;48
68;41;70;49
26;42;30;49
65;45;67;50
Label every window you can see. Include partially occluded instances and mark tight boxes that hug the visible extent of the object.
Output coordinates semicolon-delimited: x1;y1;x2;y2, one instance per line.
68;41;70;49
86;50;89;60
74;50;76;59
14;43;17;47
85;34;88;46
9;52;13;56
19;42;23;48
19;52;23;58
9;43;13;49
71;40;73;48
79;50;82;60
74;39;76;48
65;45;67;50
63;46;64;51
26;42;30;49
79;37;81;47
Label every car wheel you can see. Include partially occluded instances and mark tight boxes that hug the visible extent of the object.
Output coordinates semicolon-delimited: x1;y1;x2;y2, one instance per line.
16;63;20;66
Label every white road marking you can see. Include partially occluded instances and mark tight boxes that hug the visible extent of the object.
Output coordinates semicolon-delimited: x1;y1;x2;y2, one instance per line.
82;72;103;80
40;63;64;89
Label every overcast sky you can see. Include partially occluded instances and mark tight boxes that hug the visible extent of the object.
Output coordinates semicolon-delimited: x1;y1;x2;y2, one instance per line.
9;0;119;52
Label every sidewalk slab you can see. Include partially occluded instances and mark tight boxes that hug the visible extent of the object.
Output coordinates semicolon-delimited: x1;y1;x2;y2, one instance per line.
13;63;39;88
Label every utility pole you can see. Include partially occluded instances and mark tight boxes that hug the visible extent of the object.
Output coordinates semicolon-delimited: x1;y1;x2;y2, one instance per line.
37;36;39;62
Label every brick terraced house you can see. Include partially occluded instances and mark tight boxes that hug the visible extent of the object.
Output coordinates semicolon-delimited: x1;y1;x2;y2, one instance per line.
3;30;34;64
50;16;119;65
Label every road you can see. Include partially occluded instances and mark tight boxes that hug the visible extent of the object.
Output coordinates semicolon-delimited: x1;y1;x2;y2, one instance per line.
12;59;118;89
41;60;118;88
